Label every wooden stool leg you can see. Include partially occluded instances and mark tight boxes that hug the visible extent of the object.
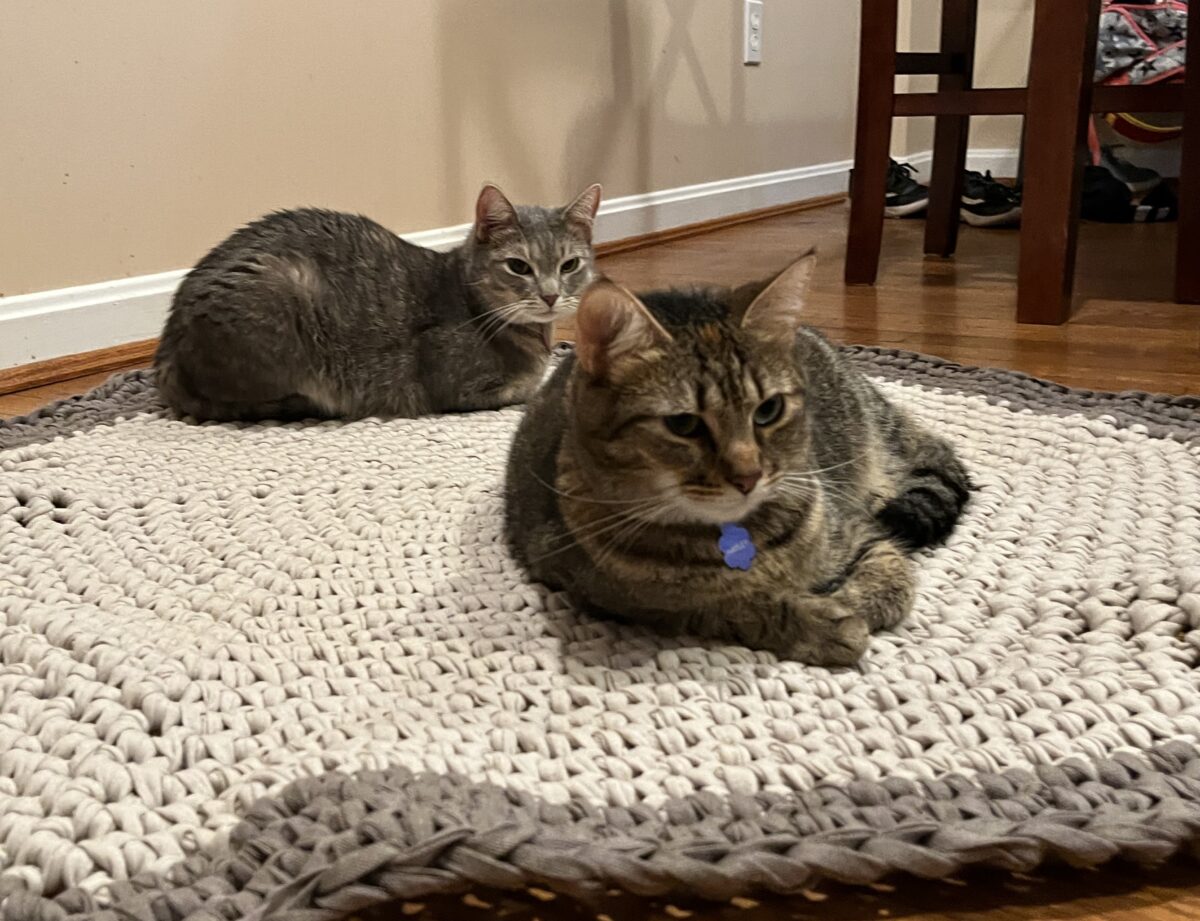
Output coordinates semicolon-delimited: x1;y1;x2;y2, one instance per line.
845;0;898;285
1016;0;1099;324
1177;63;1200;304
924;0;978;257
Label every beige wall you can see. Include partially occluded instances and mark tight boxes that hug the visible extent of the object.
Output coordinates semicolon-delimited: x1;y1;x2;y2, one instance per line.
0;1;859;297
892;0;1031;158
969;0;1031;151
892;0;939;158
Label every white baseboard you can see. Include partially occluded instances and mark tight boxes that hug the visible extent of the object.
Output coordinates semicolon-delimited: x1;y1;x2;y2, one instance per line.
589;160;852;242
904;147;1021;181
0;160;855;371
0;270;186;372
402;162;855;252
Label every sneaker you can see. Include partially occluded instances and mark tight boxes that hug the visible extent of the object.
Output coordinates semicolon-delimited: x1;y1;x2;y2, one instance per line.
960;170;1022;227
884;160;929;218
1135;181;1177;222
1099;145;1162;195
1081;164;1134;222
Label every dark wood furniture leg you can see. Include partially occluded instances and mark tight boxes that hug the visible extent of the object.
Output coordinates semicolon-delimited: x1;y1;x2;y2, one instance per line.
924;0;978;257
845;0;898;285
1177;64;1200;304
1016;0;1099;324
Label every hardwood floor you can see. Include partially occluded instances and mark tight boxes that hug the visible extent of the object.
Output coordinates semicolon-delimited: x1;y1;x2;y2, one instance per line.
585;202;1200;395
353;859;1200;921
0;367;144;417
1;204;1198;919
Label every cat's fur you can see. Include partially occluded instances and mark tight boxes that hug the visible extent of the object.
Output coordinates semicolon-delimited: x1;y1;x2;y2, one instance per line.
504;250;970;666
155;183;602;421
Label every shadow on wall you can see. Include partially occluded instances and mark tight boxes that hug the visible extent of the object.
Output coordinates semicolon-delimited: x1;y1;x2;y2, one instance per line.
432;0;746;212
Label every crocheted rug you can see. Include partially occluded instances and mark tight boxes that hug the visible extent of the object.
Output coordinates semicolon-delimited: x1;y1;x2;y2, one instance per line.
2;348;1199;921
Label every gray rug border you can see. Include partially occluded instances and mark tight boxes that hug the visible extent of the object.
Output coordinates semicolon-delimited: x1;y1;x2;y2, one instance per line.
840;346;1200;444
3;349;1200;919
1;346;1198;452
13;743;1200;919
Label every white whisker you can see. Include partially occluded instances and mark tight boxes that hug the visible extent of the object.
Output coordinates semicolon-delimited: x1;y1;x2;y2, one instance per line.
592;512;659;569
530;471;661;506
448;299;532;333
526;501;669;566
786;450;874;479
542;498;669;547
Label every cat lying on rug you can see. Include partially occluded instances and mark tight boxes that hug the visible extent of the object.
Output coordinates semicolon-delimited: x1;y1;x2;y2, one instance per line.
504;249;970;665
155;183;602;421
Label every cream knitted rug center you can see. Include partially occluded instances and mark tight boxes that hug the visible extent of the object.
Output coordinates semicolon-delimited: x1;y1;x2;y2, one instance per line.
1;348;1199;920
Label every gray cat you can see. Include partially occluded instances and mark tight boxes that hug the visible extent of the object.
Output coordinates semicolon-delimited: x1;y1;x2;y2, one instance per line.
504;250;970;666
154;183;602;421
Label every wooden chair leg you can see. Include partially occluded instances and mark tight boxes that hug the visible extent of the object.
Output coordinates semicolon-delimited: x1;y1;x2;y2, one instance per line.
924;0;978;257
1177;63;1200;304
845;0;898;286
1016;0;1099;324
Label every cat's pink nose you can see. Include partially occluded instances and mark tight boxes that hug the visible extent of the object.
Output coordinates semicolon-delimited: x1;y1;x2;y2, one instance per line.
728;471;762;495
541;293;559;307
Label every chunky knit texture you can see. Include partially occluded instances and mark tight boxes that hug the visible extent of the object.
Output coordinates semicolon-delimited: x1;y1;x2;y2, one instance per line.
1;348;1198;920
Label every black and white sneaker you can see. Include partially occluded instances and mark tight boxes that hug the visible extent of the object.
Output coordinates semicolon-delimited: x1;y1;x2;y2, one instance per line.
960;170;1022;227
1081;164;1178;223
1099;145;1162;195
884;160;929;218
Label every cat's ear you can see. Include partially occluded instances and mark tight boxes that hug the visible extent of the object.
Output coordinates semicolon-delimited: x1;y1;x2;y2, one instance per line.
564;183;603;239
474;183;519;243
740;247;818;341
575;279;672;378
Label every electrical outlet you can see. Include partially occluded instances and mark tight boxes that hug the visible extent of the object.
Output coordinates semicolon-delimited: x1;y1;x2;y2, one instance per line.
743;0;763;65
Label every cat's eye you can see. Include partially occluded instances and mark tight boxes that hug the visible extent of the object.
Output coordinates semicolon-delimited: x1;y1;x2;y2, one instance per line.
560;257;581;274
505;258;533;276
753;395;785;426
664;413;705;438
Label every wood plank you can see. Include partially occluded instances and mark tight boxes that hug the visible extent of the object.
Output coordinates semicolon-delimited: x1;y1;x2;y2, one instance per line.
893;83;1186;118
1093;82;1187;113
894;87;1027;116
1177;67;1200;303
0;338;157;396
354;858;1200;920
1016;0;1098;324
844;0;899;284
895;51;963;75
923;0;978;257
0;366;145;418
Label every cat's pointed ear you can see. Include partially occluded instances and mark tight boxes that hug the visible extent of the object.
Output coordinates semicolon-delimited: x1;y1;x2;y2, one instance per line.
474;183;519;243
564;183;603;239
575;279;672;378
740;247;818;341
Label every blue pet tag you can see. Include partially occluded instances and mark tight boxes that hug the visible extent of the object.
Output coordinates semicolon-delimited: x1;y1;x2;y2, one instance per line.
718;523;757;571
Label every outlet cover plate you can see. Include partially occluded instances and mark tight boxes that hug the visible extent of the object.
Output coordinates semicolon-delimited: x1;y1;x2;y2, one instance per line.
744;0;763;64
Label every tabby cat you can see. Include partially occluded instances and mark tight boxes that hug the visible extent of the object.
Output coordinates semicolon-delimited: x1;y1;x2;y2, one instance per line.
504;250;970;665
155;183;602;421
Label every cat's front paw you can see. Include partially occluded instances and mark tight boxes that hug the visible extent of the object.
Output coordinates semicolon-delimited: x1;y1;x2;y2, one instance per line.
780;599;869;666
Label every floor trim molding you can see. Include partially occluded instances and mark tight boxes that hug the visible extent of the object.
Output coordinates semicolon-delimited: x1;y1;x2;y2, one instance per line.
904;147;1021;181
594;192;846;257
0;270;185;381
0;339;159;396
